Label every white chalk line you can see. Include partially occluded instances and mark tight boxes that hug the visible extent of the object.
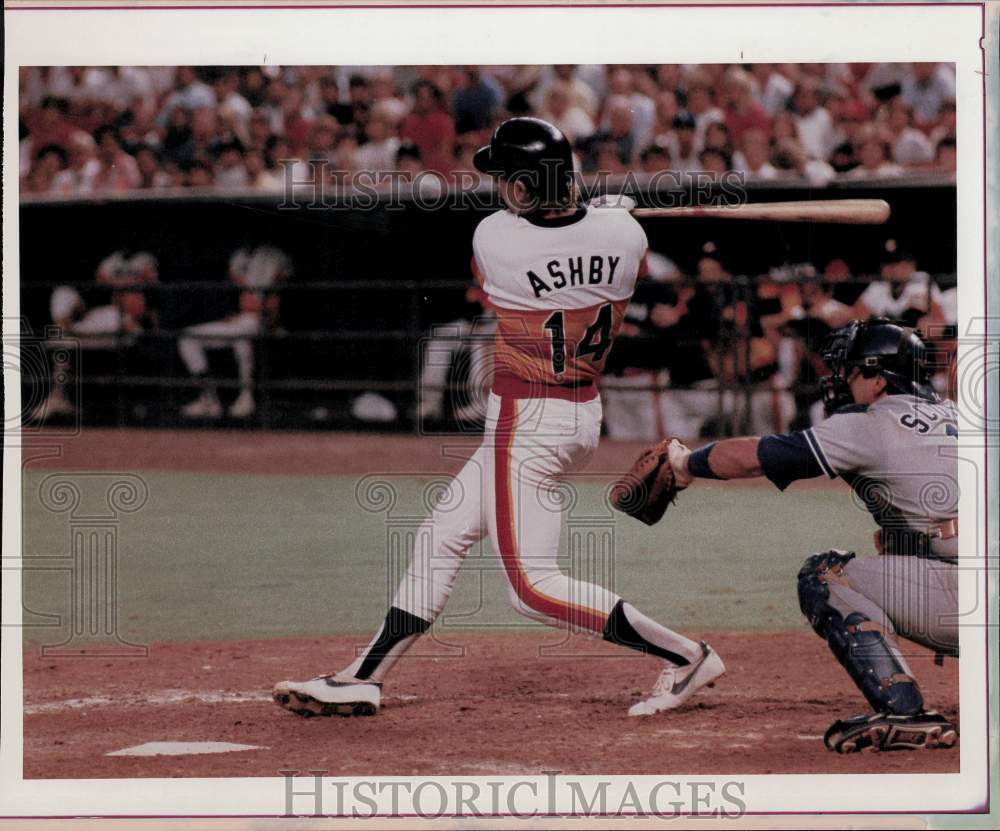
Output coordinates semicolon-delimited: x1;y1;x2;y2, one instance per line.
25;690;430;715
25;694;828;744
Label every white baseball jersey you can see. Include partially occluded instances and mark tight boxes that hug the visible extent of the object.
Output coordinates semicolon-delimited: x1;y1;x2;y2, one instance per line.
229;246;293;288
472;205;647;384
859;273;941;319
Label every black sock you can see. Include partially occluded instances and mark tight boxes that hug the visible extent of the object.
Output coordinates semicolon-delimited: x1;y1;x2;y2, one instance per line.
355;606;431;680
602;600;692;666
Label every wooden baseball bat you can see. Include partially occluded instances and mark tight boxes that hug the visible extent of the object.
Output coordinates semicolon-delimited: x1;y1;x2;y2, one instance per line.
631;198;890;224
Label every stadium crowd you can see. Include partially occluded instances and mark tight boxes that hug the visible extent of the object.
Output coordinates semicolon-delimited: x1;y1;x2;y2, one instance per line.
19;63;957;196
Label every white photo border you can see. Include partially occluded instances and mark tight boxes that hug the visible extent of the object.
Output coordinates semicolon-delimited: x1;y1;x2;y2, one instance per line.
1;0;995;825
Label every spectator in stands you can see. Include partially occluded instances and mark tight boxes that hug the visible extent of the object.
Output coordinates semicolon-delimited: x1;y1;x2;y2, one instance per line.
723;67;769;144
902;62;955;127
244;149;284;191
666;111;700;175
592;140;628;176
826;98;870;172
306;114;340;168
320;75;352;126
532;64;600;120
186;159;215;187
22;144;67;194
887;98;935;166
606;67;656;152
395;142;424;181
15;62;955;198
749;63;794;116
538;80;595;144
281;86;315;155
134;144;171;189
928;99;956;150
214;69;253;136
30;251;159;422
934;135;957;176
703;121;734;159
732;127;779;180
90;126;141;192
649;89;679;147
247;110;274;153
157;66;216;127
161;106;195;168
843;126;904;179
50;132;100;195
580;95;635;171
452;67;502;135
684;73;725;152
178;243;293;420
699;147;731;176
401;80;455;174
345;75;373;134
21;97;84;166
214;140;249;188
640;145;671;174
119;97;162;154
771;132;836;187
355;108;401;172
791;77;834;161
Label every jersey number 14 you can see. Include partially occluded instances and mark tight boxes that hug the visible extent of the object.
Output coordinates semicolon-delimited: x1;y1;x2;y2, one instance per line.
543;303;613;377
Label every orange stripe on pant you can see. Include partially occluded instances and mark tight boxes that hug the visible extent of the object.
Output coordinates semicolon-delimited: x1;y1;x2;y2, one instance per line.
493;395;609;634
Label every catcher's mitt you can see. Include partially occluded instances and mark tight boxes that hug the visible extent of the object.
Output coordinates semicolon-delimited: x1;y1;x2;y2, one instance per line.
609;439;681;526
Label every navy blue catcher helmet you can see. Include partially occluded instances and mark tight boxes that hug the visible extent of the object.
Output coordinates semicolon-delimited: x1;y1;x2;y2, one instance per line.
820;318;938;415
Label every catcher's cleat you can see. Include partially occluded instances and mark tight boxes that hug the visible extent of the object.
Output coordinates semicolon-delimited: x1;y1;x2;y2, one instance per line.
824;711;958;753
272;676;381;718
628;642;725;716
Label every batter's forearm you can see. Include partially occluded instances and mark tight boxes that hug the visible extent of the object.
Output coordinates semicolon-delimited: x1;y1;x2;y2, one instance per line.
687;437;763;480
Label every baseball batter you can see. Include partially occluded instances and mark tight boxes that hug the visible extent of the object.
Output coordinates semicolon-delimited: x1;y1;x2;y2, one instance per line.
274;117;725;718
664;319;958;752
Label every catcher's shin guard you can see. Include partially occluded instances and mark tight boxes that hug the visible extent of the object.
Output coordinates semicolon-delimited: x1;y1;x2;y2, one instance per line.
824;711;958;753
797;550;923;716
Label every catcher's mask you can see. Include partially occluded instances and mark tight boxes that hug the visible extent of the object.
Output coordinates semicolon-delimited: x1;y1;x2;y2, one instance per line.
819;318;938;416
474;117;575;212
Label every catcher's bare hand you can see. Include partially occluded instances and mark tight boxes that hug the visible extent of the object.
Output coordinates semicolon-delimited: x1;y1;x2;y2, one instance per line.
668;439;694;489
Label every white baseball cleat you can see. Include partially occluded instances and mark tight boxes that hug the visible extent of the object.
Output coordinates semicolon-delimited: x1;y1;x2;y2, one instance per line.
628;642;725;716
272;675;381;718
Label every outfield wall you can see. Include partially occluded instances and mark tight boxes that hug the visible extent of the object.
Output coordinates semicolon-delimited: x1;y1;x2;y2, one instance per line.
18;178;956;430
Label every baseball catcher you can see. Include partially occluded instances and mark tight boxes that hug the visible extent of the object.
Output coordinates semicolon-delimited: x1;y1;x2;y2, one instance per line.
616;318;959;753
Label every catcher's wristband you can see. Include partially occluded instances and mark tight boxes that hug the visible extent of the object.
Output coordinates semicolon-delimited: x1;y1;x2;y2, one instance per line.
687;443;722;479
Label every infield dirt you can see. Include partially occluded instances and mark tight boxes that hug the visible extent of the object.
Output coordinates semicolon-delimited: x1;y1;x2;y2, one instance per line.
21;429;961;778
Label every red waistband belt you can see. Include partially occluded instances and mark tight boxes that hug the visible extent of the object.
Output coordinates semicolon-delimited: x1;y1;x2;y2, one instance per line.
492;373;599;402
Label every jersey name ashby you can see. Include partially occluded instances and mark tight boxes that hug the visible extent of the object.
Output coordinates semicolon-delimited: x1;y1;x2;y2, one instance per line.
527;255;623;297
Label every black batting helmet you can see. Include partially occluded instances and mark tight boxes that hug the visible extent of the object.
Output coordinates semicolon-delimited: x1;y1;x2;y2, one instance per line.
473;117;575;210
819;318;938;415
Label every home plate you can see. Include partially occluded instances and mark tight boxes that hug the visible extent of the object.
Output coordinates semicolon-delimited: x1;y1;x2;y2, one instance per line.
107;742;266;757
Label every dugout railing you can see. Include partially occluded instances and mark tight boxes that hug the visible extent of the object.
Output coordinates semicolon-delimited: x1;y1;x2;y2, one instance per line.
17;178;956;435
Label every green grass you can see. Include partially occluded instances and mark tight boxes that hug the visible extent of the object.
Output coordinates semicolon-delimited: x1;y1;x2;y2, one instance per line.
21;470;875;643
